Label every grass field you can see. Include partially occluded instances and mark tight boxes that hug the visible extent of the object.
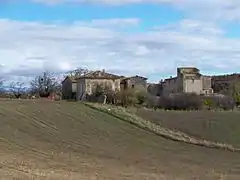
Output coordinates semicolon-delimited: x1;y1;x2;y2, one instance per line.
0;100;240;179
136;109;240;148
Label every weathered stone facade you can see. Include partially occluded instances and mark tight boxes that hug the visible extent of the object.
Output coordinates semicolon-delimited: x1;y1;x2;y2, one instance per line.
61;76;77;100
76;70;122;101
120;75;147;91
84;79;121;94
147;83;163;96
162;67;213;95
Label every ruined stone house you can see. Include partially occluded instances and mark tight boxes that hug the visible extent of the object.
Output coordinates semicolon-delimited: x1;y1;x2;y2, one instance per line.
61;76;77;100
161;67;213;95
76;70;122;101
120;75;148;91
147;83;163;96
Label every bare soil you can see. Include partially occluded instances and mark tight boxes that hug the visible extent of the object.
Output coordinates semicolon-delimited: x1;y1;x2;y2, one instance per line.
0;99;240;179
136;109;240;148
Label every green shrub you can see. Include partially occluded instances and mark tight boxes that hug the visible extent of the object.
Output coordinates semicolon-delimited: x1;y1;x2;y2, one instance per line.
202;95;235;110
135;87;148;105
115;88;137;107
146;95;160;109
94;84;105;97
204;98;214;110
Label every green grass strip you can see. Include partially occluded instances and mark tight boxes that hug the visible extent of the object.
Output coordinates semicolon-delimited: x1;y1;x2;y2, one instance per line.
84;102;240;152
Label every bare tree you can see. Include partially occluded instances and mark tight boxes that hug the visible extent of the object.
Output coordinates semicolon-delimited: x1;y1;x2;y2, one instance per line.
65;68;92;78
0;79;4;96
30;71;61;97
0;78;3;92
230;80;240;107
10;81;25;98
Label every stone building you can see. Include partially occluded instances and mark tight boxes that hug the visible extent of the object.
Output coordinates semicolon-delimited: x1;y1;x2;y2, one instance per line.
147;83;163;96
62;76;77;100
162;67;213;95
120;75;148;91
76;70;122;101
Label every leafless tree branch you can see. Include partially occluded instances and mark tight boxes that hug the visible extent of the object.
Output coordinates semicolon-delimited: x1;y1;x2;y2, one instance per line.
10;81;25;98
30;71;61;97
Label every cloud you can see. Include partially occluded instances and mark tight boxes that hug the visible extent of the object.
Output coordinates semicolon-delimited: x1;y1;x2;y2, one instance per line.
83;18;140;28
0;18;240;84
73;18;140;31
175;0;240;22
154;19;225;36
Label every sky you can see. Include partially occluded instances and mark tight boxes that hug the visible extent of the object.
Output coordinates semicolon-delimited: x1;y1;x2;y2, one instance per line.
1;0;240;84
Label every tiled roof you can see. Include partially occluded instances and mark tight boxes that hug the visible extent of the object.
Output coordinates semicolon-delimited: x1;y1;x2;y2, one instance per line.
123;75;147;80
68;76;77;82
77;70;122;79
62;76;77;83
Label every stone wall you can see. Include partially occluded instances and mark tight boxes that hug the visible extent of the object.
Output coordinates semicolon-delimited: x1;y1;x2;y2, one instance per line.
128;77;147;88
121;76;147;91
72;83;77;93
77;78;121;101
183;78;202;94
62;77;76;100
162;77;179;95
147;83;163;96
202;76;212;89
86;79;121;94
162;68;213;95
76;79;86;100
177;67;200;76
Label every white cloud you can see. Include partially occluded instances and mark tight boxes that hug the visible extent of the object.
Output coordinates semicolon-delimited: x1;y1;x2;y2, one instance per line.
175;0;240;21
0;18;240;84
76;18;140;28
154;19;225;36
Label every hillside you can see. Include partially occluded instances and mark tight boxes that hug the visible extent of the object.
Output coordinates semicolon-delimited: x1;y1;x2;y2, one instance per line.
136;109;240;148
0;100;240;179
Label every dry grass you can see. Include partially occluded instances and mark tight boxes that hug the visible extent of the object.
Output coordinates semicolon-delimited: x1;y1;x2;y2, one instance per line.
85;103;240;152
0;99;240;179
136;108;240;148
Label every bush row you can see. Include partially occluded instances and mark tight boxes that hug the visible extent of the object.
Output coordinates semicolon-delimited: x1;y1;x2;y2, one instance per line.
91;83;236;110
83;84;236;111
147;93;235;110
159;93;202;110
